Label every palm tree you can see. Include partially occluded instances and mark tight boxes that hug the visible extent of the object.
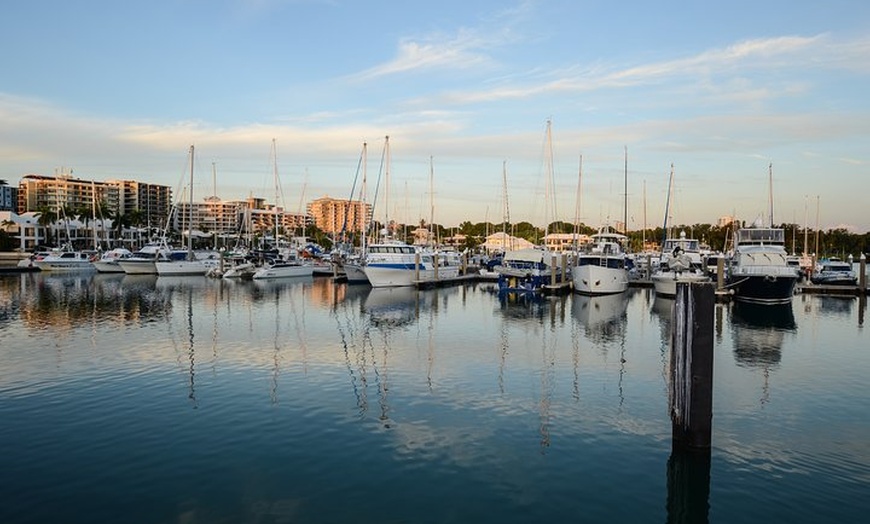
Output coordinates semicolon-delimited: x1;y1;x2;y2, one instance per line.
35;206;57;247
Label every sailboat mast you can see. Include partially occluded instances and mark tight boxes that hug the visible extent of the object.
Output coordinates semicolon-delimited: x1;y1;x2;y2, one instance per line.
361;142;368;253
272;139;279;249
573;154;583;248
188;144;194;257
768;162;774;227
545;119;555;239
502;160;512;251
429;155;435;247
623;145;628;235
384;136;391;240
661;163;674;251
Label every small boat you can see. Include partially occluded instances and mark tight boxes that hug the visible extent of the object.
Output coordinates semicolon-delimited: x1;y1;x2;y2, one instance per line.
92;247;133;273
494;247;563;293
810;258;858;286
651;231;711;297
252;259;314;279
32;247;97;271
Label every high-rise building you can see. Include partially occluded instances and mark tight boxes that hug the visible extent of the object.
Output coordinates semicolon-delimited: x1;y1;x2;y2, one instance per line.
307;196;371;237
0;180;17;211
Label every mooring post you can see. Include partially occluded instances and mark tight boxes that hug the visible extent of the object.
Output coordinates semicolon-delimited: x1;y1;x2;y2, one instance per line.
859;253;866;294
415;252;421;282
434;251;440;281
551;254;557;286
670;281;715;449
561;253;568;285
716;257;725;293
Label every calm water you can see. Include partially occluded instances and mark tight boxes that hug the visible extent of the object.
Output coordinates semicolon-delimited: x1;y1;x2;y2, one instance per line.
0;272;867;523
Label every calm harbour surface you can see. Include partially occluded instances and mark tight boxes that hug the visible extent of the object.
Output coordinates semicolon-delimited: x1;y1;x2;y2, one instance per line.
0;271;867;524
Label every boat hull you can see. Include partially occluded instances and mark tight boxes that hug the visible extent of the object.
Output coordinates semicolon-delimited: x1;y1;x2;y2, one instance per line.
155;260;209;276
343;262;369;284
252;264;314;279
364;264;459;288
729;274;798;305
651;270;711;297
572;263;628;295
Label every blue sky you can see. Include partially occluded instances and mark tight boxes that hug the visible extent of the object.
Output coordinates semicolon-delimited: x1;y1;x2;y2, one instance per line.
2;0;869;233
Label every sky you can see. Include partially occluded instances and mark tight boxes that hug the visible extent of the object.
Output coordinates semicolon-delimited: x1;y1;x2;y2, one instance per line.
2;0;870;233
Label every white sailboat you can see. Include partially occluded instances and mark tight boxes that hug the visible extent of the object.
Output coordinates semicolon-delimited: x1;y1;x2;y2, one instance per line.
650;164;711;297
252;139;314;280
156;145;209;276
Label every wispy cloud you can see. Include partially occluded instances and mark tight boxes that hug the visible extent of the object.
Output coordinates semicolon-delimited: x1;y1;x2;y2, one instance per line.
434;34;836;105
347;2;533;82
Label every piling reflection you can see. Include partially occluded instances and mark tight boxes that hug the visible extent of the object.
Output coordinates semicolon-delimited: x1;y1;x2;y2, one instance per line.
666;447;711;524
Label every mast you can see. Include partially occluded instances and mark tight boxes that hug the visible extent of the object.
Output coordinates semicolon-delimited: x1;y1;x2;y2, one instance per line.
384;136;391;240
803;195;809;256
272;138;280;250
572;154;583;250
642;179;647;249
544;119;556;240
91;181;99;250
502;160;512;251
361;142;368;254
429;155;435;247
768;162;774;227
187;144;194;259
623;145;628;235
661;163;674;250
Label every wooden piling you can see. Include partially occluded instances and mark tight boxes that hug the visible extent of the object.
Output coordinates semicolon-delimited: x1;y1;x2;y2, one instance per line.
670;281;715;449
415;252;421;282
551;254;557;287
860;253;866;293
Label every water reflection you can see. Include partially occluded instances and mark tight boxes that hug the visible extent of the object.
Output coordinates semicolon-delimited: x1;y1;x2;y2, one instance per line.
0;272;173;330
571;291;629;344
730;302;796;368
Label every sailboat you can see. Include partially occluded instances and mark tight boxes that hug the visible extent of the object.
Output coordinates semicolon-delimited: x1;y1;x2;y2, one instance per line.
494;120;565;293
650;164;711;297
156;145;210;276
252;139;314;280
341;141;371;284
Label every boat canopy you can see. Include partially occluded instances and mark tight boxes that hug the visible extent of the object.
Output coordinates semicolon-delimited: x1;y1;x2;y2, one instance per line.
504;248;547;264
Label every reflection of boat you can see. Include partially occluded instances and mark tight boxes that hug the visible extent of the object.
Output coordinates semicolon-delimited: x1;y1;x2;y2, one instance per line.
571;292;629;342
730;302;796;367
363;286;422;326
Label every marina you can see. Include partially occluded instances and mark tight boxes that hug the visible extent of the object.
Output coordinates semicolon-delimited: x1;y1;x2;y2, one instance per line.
0;270;867;523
